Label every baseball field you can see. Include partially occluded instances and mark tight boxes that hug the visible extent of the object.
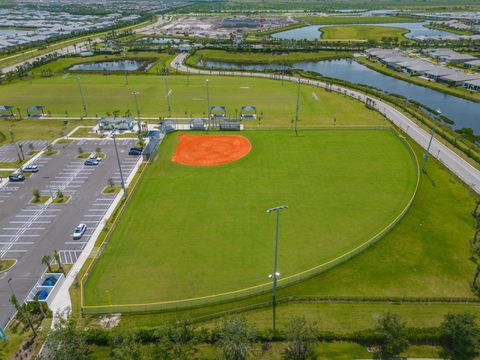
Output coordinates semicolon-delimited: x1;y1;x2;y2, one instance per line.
83;129;418;310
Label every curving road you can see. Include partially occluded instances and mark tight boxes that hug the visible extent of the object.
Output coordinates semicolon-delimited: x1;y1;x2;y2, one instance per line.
172;53;480;194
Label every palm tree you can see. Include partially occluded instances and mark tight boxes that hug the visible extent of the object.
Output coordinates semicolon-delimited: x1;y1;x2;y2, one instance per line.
53;250;65;274
41;255;53;272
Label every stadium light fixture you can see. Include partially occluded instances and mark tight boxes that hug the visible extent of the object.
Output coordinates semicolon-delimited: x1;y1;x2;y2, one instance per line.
422;109;440;172
132;91;142;139
266;205;288;332
76;76;87;117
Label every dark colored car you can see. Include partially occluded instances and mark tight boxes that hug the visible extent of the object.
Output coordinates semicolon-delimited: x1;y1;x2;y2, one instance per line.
128;148;142;156
8;173;25;182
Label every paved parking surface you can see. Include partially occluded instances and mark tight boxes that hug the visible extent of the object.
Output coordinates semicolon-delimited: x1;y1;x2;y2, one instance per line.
0;138;138;326
0;140;48;163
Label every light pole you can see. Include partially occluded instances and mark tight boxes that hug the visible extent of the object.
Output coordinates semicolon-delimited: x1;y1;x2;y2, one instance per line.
267;205;288;332
422;109;440;172
112;132;127;198
76;76;87;117
132;91;142;139
164;77;171;118
206;79;210;131
294;78;301;137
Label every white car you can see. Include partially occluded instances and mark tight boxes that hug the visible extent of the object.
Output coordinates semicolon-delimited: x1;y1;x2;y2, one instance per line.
73;224;87;240
88;153;102;162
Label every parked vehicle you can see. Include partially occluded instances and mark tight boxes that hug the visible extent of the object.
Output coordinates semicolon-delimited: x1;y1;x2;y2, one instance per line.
84;158;99;166
22;164;39;173
8;173;25;182
73;224;87;240
88;153;102;162
128;148;142;156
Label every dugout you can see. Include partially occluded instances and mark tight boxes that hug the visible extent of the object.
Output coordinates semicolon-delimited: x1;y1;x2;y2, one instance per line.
0;106;14;119
220;119;241;131
240;106;256;120
190;118;207;130
26;105;45;118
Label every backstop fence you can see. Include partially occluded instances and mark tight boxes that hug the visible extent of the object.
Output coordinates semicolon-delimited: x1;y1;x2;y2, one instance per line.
81;128;420;315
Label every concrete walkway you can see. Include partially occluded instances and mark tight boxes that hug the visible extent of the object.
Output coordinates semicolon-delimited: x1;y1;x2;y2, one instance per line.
172;53;480;194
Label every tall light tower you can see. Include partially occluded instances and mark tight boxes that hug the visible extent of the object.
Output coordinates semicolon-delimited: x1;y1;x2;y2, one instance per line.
422;109;440;172
294;78;301;137
164;77;172;118
267;205;288;332
76;76;87;117
112;131;127;198
132;91;142;139
206;79;210;131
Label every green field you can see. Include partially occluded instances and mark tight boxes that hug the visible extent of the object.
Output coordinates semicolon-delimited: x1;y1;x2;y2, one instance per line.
186;49;352;66
0;74;386;127
320;25;409;41
84;129;417;308
300;15;420;25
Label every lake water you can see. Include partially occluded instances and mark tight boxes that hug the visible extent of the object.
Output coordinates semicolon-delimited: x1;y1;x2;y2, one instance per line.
69;60;147;72
202;59;480;133
138;37;185;44
271;22;453;40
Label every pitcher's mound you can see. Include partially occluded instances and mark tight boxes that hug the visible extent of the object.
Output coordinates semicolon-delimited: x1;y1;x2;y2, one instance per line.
172;134;252;166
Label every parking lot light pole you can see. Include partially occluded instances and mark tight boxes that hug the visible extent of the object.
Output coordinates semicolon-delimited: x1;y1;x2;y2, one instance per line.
76;76;87;117
132;91;142;139
112;132;127;198
266;205;288;332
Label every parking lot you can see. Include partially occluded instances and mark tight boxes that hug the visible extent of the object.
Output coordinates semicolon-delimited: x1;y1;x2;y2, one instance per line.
0;138;139;326
0;140;48;163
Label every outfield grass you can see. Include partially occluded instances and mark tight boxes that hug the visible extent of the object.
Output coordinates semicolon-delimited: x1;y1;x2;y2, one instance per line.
0;74;386;127
320;25;409;41
186;49;352;66
84;129;417;308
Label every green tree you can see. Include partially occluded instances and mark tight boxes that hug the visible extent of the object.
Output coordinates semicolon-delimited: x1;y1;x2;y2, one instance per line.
78;146;83;155
283;316;317;360
111;331;141;360
217;316;257;360
40;315;88;360
440;313;480;360
375;312;409;359
42;255;53;272
53;250;65;274
32;189;41;202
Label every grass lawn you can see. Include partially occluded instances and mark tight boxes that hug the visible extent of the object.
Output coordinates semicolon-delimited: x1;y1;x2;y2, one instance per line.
320;25;409;42
84;129;417;308
102;185;121;194
0;74;386;127
0;259;16;272
71;127;104;138
97;135;477;332
0;119;95;147
29;195;50;205
52;195;71;204
31;52;174;76
186;49;352;66
300;16;420;25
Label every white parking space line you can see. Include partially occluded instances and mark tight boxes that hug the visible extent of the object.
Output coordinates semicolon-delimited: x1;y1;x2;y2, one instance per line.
65;241;87;245
15;214;56;218
0;234;39;237
2;249;27;253
0;242;34;245
9;221;51;224
3;227;45;230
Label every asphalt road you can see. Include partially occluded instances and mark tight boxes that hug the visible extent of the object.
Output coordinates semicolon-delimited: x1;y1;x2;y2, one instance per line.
172;53;480;193
0;138;138;327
